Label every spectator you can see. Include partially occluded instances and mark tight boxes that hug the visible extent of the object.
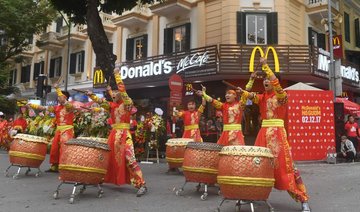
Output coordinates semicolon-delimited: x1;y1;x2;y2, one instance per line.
337;135;356;162
344;115;359;151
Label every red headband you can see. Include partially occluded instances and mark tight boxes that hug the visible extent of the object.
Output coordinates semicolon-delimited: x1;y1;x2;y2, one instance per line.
226;90;237;96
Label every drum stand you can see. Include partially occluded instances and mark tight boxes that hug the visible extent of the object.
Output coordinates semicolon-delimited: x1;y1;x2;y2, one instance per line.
53;181;104;204
216;198;274;212
4;164;41;179
174;181;220;200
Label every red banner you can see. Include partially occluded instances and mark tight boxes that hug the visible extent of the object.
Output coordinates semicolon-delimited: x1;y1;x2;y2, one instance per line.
286;90;335;161
332;35;343;59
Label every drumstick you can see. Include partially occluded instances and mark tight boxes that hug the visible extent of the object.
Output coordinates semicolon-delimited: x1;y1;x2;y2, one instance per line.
222;80;238;90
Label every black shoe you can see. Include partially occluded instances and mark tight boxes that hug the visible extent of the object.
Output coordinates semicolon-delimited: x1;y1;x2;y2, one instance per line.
136;186;147;197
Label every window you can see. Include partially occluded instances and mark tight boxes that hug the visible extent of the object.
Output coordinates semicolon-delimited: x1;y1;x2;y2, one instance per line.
308;27;325;50
20;65;30;83
69;51;85;74
9;69;17;85
344;12;350;42
126;35;148;61
163;23;191;54
49;57;62;78
246;14;267;44
33;61;44;80
55;17;63;33
355;18;360;48
173;25;187;52
237;12;277;44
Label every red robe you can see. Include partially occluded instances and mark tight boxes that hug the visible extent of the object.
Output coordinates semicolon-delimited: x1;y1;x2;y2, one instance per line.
177;105;204;142
211;100;244;146
12;117;27;132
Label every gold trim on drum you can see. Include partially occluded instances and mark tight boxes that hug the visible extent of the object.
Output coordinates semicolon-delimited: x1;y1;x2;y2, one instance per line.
59;164;107;174
13;133;48;144
261;119;284;127
76;137;108;143
9;151;45;161
166;157;184;163
220;146;274;158
182;166;218;174
166;138;193;146
217;176;275;187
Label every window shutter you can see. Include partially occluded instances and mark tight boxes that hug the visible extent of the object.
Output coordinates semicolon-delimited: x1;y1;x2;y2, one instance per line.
69;53;76;74
142;34;148;58
56;18;63;33
21;67;26;83
80;51;85;72
355;18;360;48
267;12;278;44
33;63;40;80
236;12;246;44
163;28;173;54
26;65;31;82
185;23;191;51
126;38;134;61
317;33;325;50
58;57;62;76
345;12;350;42
40;61;44;74
49;58;55;78
109;43;114;54
308;27;313;45
13;69;17;85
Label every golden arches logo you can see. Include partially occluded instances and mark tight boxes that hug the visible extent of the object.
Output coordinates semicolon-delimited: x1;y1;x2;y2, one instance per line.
93;69;104;84
333;37;340;46
249;46;280;73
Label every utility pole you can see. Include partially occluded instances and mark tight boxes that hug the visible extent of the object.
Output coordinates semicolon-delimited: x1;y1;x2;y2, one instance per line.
327;1;335;99
59;11;70;92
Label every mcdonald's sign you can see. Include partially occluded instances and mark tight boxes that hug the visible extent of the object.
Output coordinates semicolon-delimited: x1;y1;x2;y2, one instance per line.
332;35;343;59
249;46;280;73
93;67;106;88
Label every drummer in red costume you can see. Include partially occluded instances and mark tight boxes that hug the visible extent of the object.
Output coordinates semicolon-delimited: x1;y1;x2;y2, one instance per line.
239;57;310;212
196;87;246;146
12;112;28;134
28;84;74;172
86;68;147;197
173;97;206;142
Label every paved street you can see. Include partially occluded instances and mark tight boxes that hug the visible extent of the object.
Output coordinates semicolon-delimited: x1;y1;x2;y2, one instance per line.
0;150;359;212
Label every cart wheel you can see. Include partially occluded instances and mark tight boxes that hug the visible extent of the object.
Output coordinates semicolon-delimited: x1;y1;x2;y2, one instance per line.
269;208;274;212
53;191;59;199
216;207;221;212
175;189;183;196
97;190;104;198
200;193;208;201
35;172;41;177
12;174;19;179
218;190;221;196
4;171;9;177
235;205;241;212
69;197;74;204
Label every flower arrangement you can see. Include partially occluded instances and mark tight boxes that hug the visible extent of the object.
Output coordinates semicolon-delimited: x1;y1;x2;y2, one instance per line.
73;108;110;138
147;114;165;150
26;110;56;139
134;121;146;158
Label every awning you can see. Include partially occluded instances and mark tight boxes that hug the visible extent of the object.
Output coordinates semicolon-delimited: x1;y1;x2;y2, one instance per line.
335;98;360;117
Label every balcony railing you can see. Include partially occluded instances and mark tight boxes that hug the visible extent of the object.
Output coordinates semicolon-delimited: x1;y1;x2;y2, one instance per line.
101;13;114;25
307;0;339;10
39;32;59;42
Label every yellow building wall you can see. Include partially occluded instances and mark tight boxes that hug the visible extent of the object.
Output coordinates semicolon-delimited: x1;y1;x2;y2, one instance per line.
205;0;222;45
342;1;360;52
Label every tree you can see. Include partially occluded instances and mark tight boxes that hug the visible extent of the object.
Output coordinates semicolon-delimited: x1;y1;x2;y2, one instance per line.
0;0;55;115
50;0;152;86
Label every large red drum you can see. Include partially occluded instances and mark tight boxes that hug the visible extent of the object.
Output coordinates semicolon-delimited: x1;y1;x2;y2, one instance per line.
9;134;48;168
182;142;223;184
59;137;110;185
218;145;275;200
166;138;193;168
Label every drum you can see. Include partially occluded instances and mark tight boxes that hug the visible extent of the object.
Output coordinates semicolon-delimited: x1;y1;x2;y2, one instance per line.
182;142;223;184
217;146;275;200
166;138;193;168
59;137;110;185
8;134;48;168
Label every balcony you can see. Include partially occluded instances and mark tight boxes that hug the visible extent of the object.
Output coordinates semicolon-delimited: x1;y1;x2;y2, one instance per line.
112;3;151;29
57;25;87;44
306;0;340;19
149;0;192;18
36;32;63;50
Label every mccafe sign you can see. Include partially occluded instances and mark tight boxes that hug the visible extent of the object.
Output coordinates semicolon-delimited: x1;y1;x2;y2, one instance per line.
317;48;359;83
120;51;211;80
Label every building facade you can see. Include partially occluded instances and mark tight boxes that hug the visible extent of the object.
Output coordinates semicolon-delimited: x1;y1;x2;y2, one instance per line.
9;0;360;105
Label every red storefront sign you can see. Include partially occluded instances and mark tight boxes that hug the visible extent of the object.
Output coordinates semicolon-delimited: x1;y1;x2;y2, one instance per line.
286;90;335;161
332;35;343;59
168;74;183;92
169;91;182;107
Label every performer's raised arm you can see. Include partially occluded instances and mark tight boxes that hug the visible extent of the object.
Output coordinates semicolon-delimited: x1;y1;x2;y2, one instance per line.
195;86;223;109
85;90;110;111
197;97;206;114
114;68;133;106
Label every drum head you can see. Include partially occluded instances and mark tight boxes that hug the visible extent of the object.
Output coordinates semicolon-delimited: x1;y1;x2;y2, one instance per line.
66;138;110;151
220;145;273;158
13;133;48;144
186;142;223;151
166;138;193;146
